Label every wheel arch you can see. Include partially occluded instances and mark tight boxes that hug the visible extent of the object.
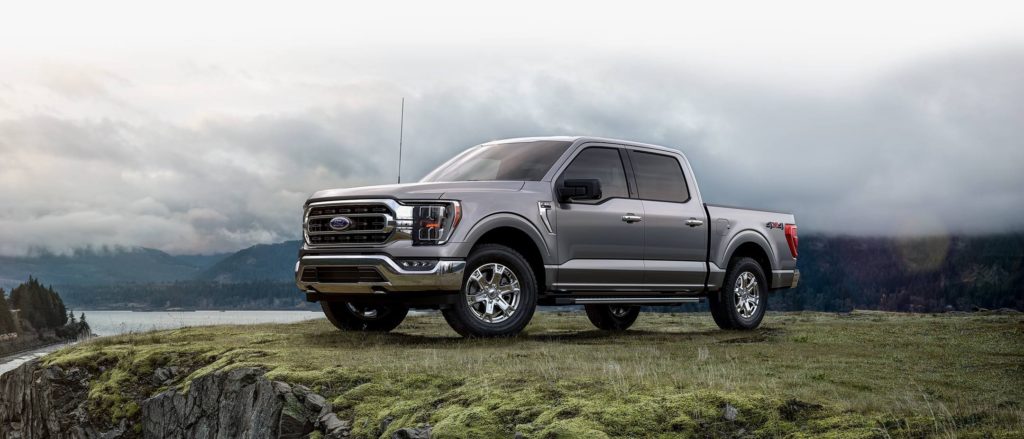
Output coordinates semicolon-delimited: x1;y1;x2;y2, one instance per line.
462;213;551;291
720;230;775;277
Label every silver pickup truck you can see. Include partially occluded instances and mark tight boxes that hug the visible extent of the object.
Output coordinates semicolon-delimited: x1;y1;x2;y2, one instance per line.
296;136;799;337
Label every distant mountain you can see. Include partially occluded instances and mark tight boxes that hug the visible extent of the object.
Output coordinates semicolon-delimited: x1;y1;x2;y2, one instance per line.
0;243;300;309
0;242;292;292
172;253;232;271
198;241;301;283
0;247;207;290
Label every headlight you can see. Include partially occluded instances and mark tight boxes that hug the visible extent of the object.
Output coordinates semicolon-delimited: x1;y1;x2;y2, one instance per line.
408;201;461;245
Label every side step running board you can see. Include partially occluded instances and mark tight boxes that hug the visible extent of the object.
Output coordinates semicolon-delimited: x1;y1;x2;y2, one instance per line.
573;297;701;305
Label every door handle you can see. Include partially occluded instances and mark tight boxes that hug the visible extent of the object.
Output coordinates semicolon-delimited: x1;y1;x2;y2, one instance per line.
685;218;704;227
621;214;643;223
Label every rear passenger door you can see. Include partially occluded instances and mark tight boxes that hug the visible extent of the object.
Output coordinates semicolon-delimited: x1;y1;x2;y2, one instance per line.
627;149;708;292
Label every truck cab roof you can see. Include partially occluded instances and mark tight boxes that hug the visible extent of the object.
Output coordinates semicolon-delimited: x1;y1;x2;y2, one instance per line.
482;136;683;156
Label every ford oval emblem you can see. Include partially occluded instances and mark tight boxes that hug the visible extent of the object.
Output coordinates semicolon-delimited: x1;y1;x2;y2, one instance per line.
329;216;353;231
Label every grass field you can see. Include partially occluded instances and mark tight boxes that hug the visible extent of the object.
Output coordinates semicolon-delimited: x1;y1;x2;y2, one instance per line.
46;311;1024;438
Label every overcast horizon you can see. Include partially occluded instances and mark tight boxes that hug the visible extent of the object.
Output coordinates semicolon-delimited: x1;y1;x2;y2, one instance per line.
1;2;1023;256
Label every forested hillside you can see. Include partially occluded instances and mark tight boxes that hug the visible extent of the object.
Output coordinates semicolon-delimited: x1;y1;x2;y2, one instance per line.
774;234;1024;312
198;241;301;283
0;247;216;289
58;281;308;310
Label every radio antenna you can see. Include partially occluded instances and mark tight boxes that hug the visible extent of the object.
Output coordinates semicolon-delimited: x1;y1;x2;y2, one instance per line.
397;97;405;184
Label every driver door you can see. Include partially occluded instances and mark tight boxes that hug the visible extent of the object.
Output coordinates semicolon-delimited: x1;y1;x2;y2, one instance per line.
553;146;645;291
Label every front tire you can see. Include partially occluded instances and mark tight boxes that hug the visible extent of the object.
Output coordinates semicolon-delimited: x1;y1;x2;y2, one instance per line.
709;257;767;330
584;305;640;331
321;301;408;332
442;244;538;337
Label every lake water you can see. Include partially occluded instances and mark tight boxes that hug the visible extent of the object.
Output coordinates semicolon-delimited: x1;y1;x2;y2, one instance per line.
0;310;325;376
81;310;325;336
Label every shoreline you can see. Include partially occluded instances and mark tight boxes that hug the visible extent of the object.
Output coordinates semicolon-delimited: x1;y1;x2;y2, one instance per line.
0;341;72;376
0;337;61;359
0;336;77;360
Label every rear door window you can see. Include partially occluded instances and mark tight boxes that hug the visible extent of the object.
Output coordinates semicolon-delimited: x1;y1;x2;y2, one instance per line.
629;151;690;203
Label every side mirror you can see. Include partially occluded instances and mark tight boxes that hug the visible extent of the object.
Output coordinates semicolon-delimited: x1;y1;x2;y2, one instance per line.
558;179;602;203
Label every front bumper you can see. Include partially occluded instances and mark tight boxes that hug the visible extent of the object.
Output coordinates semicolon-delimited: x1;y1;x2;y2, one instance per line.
295;255;466;294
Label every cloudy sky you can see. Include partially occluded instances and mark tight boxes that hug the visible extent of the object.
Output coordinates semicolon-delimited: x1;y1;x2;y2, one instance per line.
1;1;1023;255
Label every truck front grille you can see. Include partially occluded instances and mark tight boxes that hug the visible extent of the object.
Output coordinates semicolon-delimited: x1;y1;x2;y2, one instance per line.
308;233;389;245
305;202;394;246
309;205;390;216
307;216;388;233
300;267;386;283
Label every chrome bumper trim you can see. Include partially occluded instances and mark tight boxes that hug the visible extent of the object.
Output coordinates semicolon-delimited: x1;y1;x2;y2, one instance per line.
296;255;466;294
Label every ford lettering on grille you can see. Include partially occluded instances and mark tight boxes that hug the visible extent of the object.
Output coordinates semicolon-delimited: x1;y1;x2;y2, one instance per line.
329;216;353;231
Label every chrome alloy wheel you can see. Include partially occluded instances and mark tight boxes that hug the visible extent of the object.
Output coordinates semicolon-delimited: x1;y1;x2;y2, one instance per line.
733;271;760;319
465;263;521;323
609;305;631;318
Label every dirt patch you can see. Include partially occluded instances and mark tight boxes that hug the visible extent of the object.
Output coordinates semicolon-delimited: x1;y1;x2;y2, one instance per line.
718;327;784;344
779;398;823;421
719;334;769;344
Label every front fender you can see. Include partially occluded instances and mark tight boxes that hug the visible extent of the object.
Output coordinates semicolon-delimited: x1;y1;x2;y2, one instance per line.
454;212;554;265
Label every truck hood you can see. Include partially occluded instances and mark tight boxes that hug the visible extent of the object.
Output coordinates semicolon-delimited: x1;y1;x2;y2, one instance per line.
307;181;526;204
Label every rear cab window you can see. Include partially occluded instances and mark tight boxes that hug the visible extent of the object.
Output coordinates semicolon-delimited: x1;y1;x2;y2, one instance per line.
628;150;690;203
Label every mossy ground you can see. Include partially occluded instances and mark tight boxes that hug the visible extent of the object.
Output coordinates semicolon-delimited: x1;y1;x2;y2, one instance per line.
44;311;1024;438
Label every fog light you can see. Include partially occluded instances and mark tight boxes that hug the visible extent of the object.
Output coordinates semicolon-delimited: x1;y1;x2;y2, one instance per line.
398;259;438;271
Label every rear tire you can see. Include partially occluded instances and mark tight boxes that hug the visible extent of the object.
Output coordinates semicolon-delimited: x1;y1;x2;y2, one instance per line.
709;257;767;330
442;244;537;337
321;301;408;332
584;304;640;331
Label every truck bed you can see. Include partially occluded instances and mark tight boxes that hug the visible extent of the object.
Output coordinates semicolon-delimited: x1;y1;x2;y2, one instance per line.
704;203;798;289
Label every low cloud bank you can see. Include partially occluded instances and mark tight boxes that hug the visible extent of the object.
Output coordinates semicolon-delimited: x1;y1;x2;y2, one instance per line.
1;48;1022;255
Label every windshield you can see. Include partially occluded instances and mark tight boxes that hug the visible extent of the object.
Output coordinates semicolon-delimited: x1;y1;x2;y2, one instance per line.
421;140;572;182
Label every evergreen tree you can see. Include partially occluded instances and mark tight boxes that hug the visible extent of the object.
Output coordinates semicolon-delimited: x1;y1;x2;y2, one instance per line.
0;288;17;334
7;277;71;331
46;285;68;327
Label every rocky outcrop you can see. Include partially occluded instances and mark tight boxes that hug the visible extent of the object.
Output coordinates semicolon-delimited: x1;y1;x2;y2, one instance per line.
1;362;354;439
0;361;110;439
142;367;349;439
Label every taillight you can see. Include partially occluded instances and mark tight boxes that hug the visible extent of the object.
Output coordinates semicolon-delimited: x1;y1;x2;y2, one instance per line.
784;224;798;258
